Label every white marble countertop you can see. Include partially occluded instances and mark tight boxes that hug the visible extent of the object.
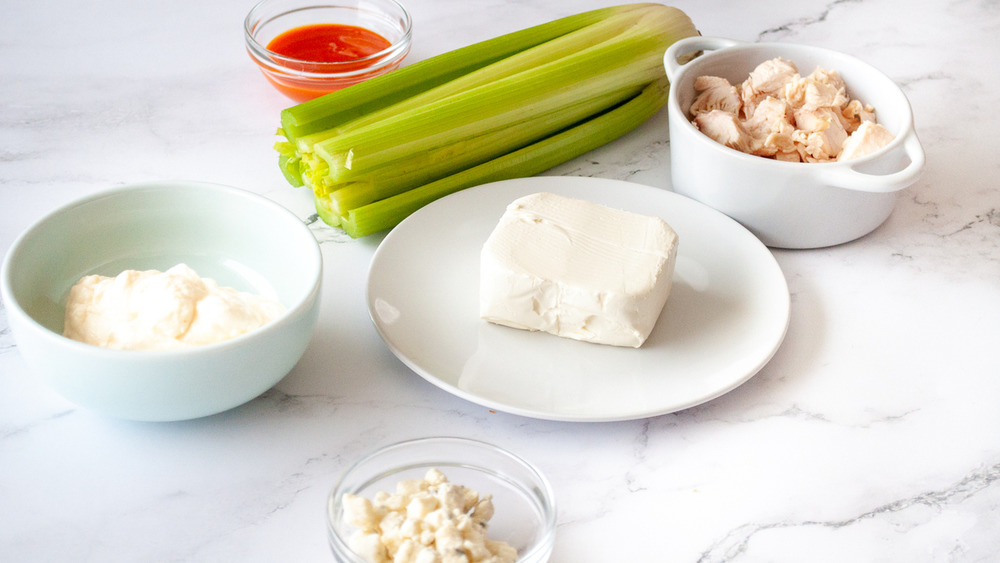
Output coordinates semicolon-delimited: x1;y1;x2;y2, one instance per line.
2;0;999;561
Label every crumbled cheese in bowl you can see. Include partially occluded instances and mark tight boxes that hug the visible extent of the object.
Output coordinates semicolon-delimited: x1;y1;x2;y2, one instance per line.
342;469;518;563
62;263;285;350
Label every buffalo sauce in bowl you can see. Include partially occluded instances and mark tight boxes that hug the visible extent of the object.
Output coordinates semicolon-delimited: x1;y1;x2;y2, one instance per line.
267;24;391;66
244;0;412;102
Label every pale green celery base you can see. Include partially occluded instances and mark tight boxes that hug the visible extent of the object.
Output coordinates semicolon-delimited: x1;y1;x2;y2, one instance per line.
314;194;341;228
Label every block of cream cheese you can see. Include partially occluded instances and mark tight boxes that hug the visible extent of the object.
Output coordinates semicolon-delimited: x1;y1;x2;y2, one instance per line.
479;192;679;348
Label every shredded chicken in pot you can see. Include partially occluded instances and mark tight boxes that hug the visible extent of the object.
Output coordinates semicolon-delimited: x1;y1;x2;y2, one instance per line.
689;57;894;162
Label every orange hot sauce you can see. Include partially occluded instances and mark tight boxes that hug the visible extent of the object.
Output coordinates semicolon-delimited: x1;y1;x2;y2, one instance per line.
264;24;393;101
267;23;391;63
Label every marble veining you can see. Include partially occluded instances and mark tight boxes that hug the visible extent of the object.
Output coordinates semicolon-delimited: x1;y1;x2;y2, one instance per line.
3;0;1000;561
699;460;1000;562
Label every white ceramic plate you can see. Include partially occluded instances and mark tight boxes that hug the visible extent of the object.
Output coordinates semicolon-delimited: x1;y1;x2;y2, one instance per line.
367;177;790;422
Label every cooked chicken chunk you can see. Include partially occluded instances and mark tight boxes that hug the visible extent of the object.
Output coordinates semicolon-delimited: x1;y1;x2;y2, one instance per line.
690;76;742;116
740;57;799;119
838;121;895;160
692;110;752;153
840;99;877;133
743;96;796;156
783;70;850;111
791;107;849;161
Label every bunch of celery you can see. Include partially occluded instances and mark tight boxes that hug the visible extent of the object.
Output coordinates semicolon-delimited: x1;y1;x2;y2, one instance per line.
274;4;698;238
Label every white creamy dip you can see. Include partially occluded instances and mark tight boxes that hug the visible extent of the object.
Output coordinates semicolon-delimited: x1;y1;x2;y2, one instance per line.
62;263;285;350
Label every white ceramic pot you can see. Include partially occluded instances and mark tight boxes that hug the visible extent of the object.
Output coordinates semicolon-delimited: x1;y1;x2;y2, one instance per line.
663;37;925;249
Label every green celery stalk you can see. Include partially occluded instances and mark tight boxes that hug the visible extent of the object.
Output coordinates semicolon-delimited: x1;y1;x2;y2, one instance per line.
277;4;650;143
338;78;670;238
273;4;699;236
314;58;660;182
310;14;675;179
326;82;644;213
275;6;628;187
288;6;654;157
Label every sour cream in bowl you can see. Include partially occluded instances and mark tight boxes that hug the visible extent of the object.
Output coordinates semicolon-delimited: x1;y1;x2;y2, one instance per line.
0;181;322;421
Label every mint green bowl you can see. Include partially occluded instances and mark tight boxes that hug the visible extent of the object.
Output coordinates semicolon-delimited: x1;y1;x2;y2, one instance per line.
0;181;322;421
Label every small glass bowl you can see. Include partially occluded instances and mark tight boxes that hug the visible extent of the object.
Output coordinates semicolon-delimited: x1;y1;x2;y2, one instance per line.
328;437;556;563
244;0;412;102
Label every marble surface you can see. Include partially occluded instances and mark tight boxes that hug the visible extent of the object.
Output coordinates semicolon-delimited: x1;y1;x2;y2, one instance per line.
2;0;999;561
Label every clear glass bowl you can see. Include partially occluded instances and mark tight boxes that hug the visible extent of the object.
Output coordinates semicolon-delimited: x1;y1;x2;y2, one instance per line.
244;0;412;102
328;437;556;562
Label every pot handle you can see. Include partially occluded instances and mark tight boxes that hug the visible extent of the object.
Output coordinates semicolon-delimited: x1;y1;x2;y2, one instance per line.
663;36;745;82
819;131;926;193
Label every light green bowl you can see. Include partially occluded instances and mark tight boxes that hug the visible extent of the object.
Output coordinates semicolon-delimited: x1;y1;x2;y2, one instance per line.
0;181;322;421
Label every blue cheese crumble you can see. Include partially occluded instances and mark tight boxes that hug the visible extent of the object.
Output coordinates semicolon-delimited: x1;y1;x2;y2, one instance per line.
342;469;518;563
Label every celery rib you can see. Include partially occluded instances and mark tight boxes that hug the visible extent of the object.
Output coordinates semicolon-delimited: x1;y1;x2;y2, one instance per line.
314;55;659;181
311;18;670;162
326;83;644;213
339;78;671;238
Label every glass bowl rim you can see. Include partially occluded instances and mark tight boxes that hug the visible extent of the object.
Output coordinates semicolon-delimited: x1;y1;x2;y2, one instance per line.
243;0;412;78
